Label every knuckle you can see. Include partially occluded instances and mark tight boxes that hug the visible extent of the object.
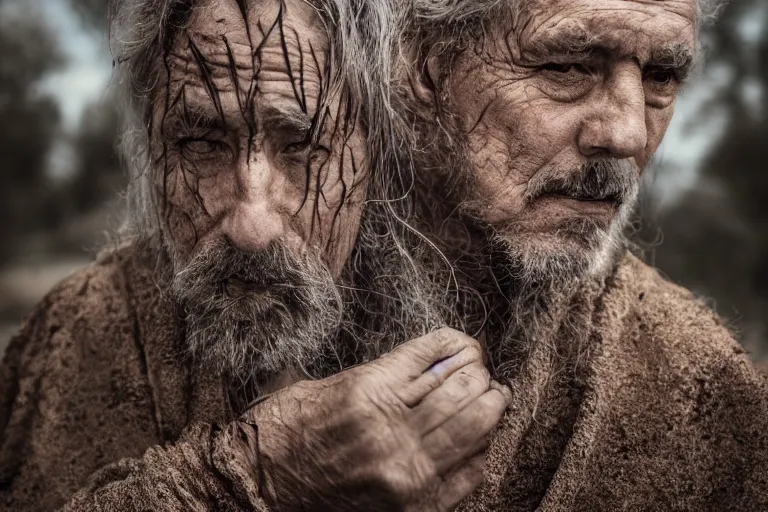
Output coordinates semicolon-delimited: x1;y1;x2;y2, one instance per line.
435;327;473;350
453;366;488;397
434;326;459;339
467;335;482;352
431;327;456;351
465;341;484;363
466;363;490;387
353;382;407;422
455;369;474;389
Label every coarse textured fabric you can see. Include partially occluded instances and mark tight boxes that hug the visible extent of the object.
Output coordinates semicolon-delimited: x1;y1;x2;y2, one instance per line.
0;245;268;511
0;243;766;510
459;255;768;511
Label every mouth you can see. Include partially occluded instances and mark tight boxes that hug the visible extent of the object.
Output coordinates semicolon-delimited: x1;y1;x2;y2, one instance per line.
221;277;272;298
542;190;622;205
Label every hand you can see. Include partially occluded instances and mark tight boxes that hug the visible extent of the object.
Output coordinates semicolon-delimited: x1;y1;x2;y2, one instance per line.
239;327;512;511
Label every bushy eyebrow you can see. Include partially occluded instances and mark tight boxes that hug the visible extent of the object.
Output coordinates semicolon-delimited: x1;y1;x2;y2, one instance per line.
518;28;598;62
261;105;312;134
163;98;228;137
647;43;694;76
519;28;694;73
163;96;312;140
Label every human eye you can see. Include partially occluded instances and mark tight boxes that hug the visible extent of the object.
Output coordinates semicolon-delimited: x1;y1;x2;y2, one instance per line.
177;137;233;177
180;139;222;155
536;60;595;100
643;66;681;108
281;132;312;156
644;67;678;85
541;62;591;75
275;124;314;165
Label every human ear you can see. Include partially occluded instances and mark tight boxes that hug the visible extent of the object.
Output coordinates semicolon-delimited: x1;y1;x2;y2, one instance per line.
406;46;441;107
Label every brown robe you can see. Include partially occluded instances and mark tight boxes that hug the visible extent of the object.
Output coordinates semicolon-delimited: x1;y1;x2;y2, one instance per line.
1;244;767;511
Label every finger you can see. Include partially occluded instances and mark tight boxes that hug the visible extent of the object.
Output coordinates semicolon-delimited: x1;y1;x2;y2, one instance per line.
489;380;514;407
435;452;487;512
423;386;509;475
397;344;484;407
381;327;481;382
408;362;490;435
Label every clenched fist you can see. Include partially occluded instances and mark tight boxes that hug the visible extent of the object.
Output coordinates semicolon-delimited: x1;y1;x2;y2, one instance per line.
238;328;511;511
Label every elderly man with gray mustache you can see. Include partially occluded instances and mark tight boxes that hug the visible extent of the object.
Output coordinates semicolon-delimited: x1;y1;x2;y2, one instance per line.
383;0;768;509
2;0;768;511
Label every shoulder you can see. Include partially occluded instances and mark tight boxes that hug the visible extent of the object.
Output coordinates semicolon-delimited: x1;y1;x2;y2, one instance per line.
3;243;155;384
592;255;768;506
604;253;768;440
16;245;138;349
0;244;170;508
609;253;751;370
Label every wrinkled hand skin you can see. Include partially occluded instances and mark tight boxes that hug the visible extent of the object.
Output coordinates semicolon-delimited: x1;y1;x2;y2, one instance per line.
237;328;512;511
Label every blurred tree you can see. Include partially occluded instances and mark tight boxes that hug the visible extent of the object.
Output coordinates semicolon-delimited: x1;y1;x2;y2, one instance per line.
67;102;121;215
69;0;108;31
0;7;65;262
64;0;125;231
646;0;768;358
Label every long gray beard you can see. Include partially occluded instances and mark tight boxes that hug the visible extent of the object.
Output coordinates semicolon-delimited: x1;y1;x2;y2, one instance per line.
377;98;636;377
167;209;454;386
171;240;344;386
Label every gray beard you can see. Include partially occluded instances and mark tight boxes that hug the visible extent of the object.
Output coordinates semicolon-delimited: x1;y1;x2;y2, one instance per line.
490;199;635;286
373;100;638;376
472;158;640;287
166;209;454;387
171;240;344;387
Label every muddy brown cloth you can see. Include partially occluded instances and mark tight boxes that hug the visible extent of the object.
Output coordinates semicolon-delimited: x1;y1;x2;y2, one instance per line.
0;246;269;511
1;244;767;511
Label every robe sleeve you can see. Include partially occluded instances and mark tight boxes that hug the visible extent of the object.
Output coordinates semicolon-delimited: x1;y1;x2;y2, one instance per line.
0;260;272;511
62;421;271;511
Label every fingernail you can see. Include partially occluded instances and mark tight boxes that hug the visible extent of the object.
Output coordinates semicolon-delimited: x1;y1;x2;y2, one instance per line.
427;352;464;379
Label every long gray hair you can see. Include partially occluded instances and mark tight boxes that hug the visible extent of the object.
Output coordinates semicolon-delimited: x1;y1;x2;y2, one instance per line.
108;0;402;239
107;0;460;370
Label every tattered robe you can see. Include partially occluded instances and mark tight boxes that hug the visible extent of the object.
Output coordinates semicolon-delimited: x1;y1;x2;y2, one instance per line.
1;244;767;511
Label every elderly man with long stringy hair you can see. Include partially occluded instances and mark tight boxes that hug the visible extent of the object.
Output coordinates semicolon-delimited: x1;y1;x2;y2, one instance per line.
2;0;768;510
0;0;511;509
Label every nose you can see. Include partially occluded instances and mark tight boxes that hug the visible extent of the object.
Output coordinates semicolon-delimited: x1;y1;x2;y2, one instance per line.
221;151;285;253
577;62;648;160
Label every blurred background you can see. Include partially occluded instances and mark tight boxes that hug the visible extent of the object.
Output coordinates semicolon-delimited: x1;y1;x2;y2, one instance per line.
0;0;766;360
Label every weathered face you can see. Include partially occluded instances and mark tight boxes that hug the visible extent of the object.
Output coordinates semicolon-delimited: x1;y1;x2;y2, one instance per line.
149;0;367;380
440;0;696;279
154;0;367;276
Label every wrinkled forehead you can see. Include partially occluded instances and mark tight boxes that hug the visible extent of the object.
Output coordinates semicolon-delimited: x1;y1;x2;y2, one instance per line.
158;0;331;120
508;0;697;61
180;0;326;55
